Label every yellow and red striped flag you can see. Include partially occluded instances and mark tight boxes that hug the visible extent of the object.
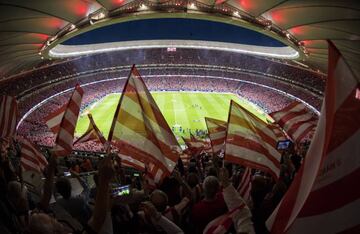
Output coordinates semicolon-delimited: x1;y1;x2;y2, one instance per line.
108;65;181;184
266;41;360;234
0;95;18;139
74;114;106;145
205;117;227;156
45;84;84;157
225;100;281;179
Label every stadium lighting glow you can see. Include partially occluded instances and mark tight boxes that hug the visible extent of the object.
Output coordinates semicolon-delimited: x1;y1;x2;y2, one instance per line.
49;40;299;59
139;4;148;10
69;24;76;31
188;3;197;9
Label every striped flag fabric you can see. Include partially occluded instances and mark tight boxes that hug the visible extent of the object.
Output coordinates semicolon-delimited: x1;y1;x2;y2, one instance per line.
203;204;246;234
237;167;252;201
205;117;227;156
266;42;360;233
0;95;17;138
182;136;204;156
119;150;146;172
183;133;210;156
45;84;84;157
74;114;106;145
20;138;48;173
267;123;288;141
108;65;181;184
270;101;318;143
225;100;281;179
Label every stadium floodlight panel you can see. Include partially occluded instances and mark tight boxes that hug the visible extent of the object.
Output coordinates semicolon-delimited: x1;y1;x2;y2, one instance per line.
49;40;299;59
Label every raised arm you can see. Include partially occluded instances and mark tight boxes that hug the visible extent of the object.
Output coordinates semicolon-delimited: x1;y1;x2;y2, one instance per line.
88;156;114;232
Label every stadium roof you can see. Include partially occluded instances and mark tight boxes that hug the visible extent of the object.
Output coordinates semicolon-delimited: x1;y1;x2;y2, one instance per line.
0;0;359;80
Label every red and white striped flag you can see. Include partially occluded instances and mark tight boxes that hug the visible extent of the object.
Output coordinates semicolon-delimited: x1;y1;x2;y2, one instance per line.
266;42;360;233
205;117;227;156
183;133;209;156
118;152;146;172
45;84;84;157
270;101;318;143
203;204;246;234
267;123;288;141
20;138;48;173
225;100;281;179
108;65;181;184
74;114;107;145
0;95;17;139
237;167;252;201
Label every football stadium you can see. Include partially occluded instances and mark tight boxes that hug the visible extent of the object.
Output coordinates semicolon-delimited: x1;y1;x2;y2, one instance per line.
0;1;359;234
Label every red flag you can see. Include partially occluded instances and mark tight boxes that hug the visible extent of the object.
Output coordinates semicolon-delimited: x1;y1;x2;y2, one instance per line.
0;95;17;139
45;84;84;157
108;65;181;184
20;138;48;173
267;42;360;233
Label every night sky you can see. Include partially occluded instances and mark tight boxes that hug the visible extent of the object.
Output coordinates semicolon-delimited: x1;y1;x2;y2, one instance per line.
64;18;285;47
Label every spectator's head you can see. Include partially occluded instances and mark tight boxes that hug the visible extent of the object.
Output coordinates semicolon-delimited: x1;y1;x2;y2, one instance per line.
55;177;71;199
187;172;199;188
7;181;29;215
206;167;218;177
150;189;168;212
203;176;220;200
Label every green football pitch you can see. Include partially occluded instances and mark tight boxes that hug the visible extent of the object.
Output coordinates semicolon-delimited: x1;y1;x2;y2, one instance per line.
75;92;271;141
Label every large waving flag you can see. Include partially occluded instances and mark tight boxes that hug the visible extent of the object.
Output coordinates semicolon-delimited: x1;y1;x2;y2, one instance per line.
45;84;84;157
225;100;281;179
108;65;181;184
205;117;227;156
266;42;360;233
74;114;106;145
270;101;318;143
20;138;48;173
0;95;17;138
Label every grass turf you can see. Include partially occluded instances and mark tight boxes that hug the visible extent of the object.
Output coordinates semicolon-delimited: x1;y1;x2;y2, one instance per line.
75;92;271;142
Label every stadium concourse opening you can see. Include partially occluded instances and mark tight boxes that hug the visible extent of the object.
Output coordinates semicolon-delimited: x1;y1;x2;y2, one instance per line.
49;18;299;59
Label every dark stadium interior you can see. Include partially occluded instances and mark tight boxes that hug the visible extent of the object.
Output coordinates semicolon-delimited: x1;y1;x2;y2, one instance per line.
0;1;359;234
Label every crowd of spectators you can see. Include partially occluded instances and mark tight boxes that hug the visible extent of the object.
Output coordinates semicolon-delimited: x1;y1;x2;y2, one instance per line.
1;48;325;98
1;135;310;234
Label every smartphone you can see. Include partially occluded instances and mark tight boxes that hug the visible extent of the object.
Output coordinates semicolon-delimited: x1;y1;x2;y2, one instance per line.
276;140;292;150
63;171;71;177
111;184;130;197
